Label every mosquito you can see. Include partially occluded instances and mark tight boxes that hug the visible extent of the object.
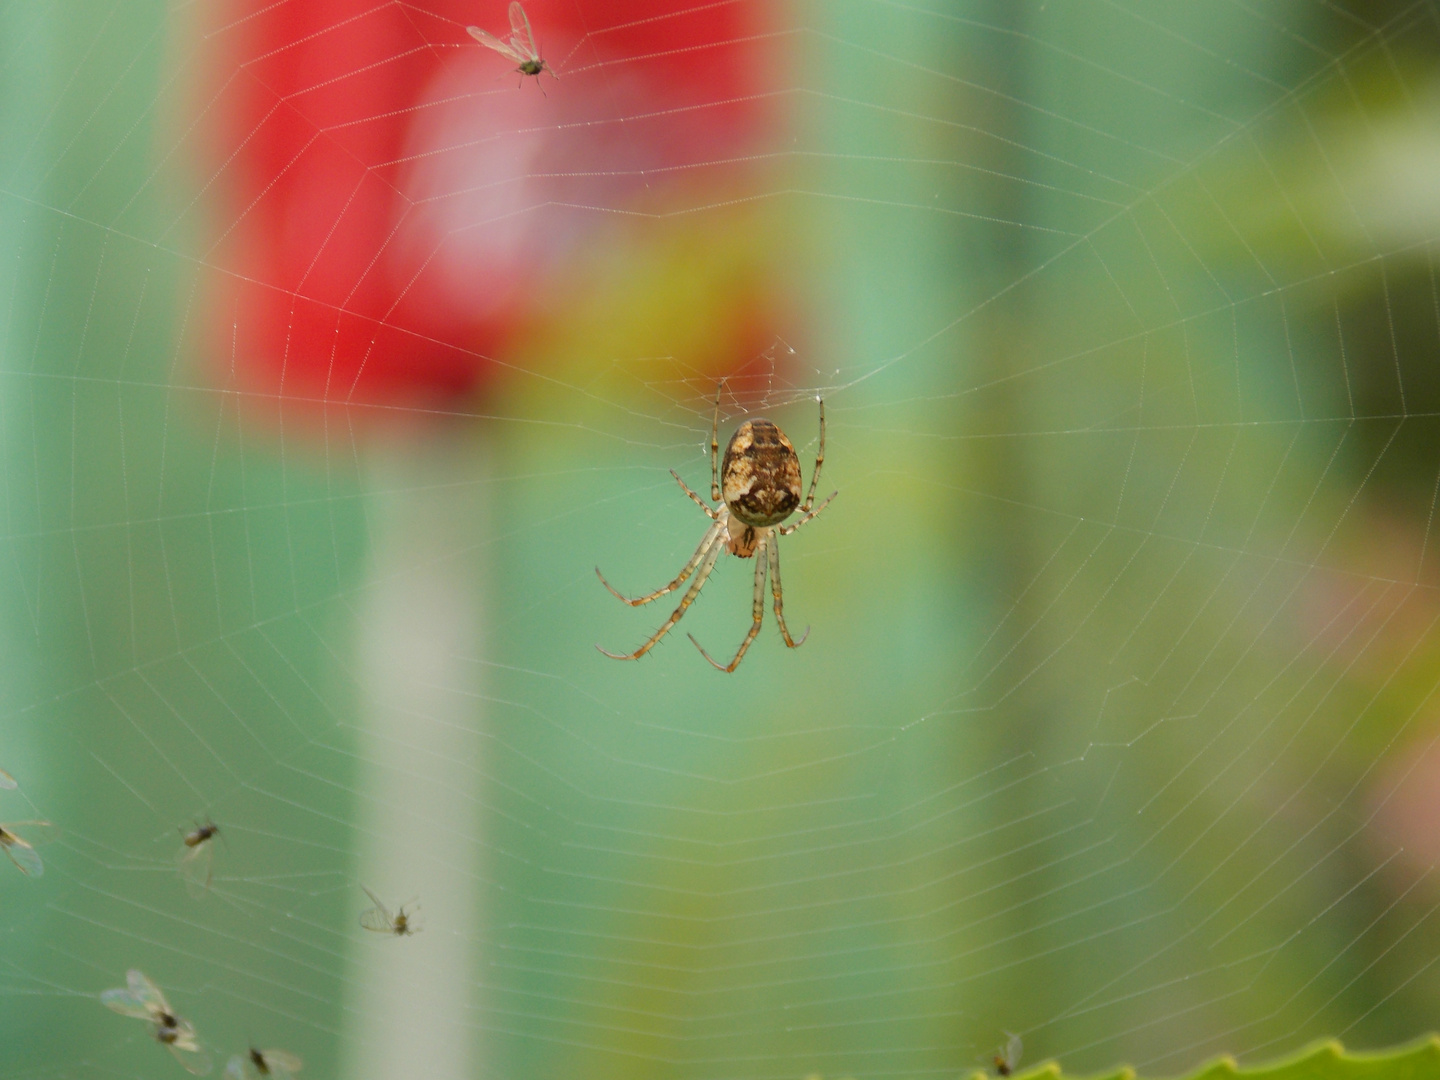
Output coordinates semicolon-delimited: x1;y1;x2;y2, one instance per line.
101;968;212;1076
467;2;553;83
178;818;221;898
0;820;56;877
359;886;420;936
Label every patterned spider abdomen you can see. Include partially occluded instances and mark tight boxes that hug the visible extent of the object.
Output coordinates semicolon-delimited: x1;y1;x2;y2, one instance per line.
722;419;802;529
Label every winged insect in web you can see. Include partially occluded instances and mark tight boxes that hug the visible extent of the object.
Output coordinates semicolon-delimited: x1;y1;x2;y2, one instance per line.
178;818;221;897
359;885;420;936
467;1;554;84
0;820;55;877
226;1046;303;1079
993;1032;1023;1077
101;968;212;1075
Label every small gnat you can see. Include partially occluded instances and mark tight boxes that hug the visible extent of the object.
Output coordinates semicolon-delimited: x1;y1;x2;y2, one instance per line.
101;968;211;1075
0;819;56;877
178;819;220;897
993;1032;1023;1077
225;1046;303;1079
359;886;420;936
467;2;551;81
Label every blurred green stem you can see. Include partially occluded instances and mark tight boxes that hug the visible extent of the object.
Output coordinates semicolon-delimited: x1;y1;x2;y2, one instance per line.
340;432;489;1080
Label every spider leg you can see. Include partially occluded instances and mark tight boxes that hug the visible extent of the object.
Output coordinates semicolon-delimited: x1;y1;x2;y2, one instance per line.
767;536;809;648
597;527;724;660
671;469;718;519
710;380;724;503
596;518;724;606
799;396;826;513
690;534;768;672
778;490;837;536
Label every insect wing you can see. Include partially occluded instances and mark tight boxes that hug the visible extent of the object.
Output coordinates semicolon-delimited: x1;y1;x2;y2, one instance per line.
167;1037;213;1077
178;837;216;897
130;967;172;1017
0;819;57;876
172;1047;213;1074
0;767;15;789
466;24;526;63
0;821;54;876
224;1055;250;1080
507;1;540;59
101;986;157;1020
359;905;395;933
0;831;43;877
5;820;58;844
359;886;395;932
998;1033;1022;1075
260;1049;303;1075
101;968;167;1020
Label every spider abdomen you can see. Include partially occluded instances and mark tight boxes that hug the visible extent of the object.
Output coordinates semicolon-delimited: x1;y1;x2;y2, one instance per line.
721;418;802;528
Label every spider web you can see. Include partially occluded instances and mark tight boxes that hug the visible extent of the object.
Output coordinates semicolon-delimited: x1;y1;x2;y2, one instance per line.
3;2;1440;1079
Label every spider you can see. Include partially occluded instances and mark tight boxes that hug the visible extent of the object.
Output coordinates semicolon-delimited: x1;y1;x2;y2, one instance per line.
597;383;836;672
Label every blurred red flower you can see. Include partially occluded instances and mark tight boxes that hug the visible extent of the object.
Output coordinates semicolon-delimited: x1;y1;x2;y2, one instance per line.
209;0;777;417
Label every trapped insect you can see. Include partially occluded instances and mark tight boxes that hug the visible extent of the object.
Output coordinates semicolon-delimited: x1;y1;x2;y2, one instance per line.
993;1032;1023;1077
101;968;212;1075
0;819;56;877
178;818;221;897
467;2;552;81
226;1046;303;1079
597;382;836;672
359;886;420;936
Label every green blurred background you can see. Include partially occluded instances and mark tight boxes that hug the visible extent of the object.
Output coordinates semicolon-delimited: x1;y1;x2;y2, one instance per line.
3;2;1440;1079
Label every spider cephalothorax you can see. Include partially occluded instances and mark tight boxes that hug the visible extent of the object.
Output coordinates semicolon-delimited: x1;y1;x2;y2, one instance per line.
597;384;836;672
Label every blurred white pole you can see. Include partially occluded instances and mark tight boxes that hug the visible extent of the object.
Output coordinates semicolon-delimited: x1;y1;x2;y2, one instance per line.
340;430;488;1080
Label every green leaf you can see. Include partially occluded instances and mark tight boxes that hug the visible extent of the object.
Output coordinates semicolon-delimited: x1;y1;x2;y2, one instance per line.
958;1037;1440;1080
